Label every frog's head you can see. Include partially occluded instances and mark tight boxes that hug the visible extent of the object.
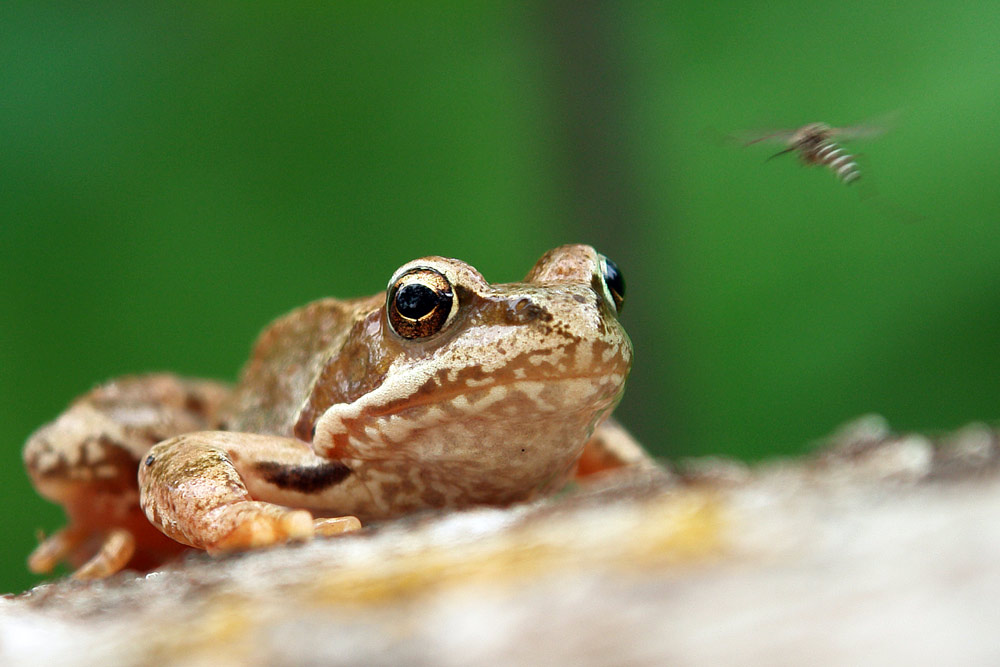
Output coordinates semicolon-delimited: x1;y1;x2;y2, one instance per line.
304;244;632;511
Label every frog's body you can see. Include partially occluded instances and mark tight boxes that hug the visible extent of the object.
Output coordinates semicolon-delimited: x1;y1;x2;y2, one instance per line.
24;245;653;579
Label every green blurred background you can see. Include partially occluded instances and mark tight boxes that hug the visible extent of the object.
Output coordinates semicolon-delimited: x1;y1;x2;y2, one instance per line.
2;2;998;592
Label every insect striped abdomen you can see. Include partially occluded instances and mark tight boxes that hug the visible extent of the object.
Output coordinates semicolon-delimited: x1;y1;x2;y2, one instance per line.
813;142;860;184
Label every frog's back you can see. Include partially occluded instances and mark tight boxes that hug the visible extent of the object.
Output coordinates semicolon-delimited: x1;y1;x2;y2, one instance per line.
224;295;381;436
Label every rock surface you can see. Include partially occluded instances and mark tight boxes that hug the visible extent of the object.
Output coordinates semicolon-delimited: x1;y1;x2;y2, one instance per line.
3;416;1000;666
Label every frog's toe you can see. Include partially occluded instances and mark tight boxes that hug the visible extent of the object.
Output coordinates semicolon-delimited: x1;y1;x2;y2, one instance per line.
28;525;88;574
72;528;136;580
29;525;137;579
205;502;315;554
312;515;362;537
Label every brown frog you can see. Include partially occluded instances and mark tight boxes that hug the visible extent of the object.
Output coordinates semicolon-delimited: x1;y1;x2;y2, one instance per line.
23;245;654;579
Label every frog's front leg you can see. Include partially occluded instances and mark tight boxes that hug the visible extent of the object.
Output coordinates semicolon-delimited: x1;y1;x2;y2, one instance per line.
139;431;362;554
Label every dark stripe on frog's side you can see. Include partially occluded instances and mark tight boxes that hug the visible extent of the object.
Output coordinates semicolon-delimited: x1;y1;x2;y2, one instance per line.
254;460;352;493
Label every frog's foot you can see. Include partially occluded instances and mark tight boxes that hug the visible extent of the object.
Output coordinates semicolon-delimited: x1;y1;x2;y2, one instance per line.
71;528;136;579
203;502;314;554
29;525;136;579
140;431;364;554
28;525;88;574
29;526;77;574
203;506;362;554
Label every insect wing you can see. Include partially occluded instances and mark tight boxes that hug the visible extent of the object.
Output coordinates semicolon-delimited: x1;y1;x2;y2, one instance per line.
829;111;900;142
738;128;797;146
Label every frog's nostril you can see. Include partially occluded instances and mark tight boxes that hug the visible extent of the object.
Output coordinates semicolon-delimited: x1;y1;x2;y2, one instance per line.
506;298;551;324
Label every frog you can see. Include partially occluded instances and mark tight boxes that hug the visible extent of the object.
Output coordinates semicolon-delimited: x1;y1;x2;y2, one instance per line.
23;244;655;579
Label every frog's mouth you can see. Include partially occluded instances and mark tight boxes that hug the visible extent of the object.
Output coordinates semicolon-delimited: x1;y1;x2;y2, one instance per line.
314;369;629;464
375;333;631;414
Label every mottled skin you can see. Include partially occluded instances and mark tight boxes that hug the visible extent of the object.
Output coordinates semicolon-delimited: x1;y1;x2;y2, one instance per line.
24;245;654;579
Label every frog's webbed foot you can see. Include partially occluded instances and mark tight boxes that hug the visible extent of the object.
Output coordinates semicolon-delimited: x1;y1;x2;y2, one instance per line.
29;526;136;579
140;432;363;554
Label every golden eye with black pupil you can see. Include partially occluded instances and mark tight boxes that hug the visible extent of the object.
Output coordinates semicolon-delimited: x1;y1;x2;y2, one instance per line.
598;254;626;315
386;268;455;339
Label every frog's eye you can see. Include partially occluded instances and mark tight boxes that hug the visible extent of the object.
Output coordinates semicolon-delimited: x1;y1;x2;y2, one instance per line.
598;254;626;315
387;267;456;339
